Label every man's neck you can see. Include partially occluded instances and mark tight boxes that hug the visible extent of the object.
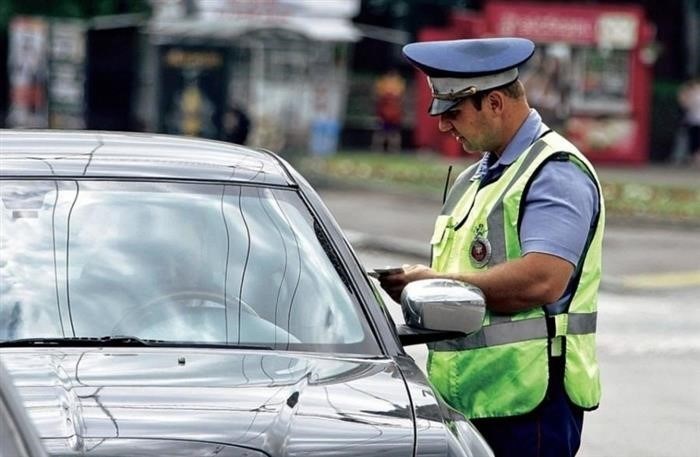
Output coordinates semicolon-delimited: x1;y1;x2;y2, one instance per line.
493;102;531;157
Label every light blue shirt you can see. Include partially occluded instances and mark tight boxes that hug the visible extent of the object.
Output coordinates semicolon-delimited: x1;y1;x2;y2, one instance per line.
478;110;599;269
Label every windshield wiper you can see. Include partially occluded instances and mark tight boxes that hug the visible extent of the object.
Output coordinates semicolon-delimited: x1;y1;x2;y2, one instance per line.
0;336;164;347
0;336;276;350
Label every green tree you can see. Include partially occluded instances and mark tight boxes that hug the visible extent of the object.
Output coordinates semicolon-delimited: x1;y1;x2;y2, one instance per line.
0;0;150;28
360;0;477;35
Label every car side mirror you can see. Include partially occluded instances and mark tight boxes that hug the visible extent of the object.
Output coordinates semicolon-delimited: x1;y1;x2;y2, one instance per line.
397;279;485;346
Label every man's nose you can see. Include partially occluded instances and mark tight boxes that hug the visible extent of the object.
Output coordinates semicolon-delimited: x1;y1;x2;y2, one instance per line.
438;116;452;132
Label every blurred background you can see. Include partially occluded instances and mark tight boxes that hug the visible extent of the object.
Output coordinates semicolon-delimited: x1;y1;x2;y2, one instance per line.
1;2;699;456
1;0;699;166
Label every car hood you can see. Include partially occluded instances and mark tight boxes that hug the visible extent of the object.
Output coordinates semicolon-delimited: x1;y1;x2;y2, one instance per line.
1;348;415;456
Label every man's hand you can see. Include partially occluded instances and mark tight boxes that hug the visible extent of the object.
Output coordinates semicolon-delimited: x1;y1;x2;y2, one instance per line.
376;253;573;312
377;264;437;302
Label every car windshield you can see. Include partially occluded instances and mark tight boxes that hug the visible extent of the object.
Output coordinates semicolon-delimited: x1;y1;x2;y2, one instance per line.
0;180;379;354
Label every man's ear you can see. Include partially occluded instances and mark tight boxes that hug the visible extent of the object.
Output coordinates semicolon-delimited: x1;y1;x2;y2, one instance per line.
487;91;505;115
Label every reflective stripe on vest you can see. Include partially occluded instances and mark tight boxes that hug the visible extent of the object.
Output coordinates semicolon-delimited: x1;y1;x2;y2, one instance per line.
482;141;549;264
440;163;480;216
431;312;597;350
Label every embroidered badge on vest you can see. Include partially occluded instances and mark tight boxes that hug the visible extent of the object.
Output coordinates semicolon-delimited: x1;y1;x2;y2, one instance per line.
469;224;492;268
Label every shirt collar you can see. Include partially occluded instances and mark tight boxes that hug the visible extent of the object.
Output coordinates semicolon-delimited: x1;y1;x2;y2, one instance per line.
471;152;492;181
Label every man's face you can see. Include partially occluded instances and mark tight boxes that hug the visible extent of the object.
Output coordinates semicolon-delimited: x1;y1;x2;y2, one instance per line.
437;96;497;154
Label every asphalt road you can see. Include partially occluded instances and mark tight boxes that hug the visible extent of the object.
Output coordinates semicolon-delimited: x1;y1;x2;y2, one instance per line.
317;187;700;457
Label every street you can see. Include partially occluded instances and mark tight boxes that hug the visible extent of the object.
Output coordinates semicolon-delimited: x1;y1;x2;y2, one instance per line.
319;187;700;457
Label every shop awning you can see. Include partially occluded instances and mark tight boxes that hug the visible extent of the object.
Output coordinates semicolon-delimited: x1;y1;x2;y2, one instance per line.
149;15;361;43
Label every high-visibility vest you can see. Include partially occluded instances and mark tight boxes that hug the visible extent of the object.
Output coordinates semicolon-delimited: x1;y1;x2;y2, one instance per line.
428;131;605;419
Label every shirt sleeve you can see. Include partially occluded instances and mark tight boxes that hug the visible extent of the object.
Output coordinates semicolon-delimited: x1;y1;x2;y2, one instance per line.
519;159;599;267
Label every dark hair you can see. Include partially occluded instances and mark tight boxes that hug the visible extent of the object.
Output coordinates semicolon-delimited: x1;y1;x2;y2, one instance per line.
470;79;524;110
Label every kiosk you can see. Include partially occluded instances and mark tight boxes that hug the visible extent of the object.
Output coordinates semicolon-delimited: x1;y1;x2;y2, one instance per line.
413;1;656;164
148;1;360;153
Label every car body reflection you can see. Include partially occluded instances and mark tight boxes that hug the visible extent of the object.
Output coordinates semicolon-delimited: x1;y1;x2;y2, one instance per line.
0;130;493;457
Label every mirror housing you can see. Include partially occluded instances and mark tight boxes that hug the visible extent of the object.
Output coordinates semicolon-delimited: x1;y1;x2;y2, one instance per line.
397;279;485;346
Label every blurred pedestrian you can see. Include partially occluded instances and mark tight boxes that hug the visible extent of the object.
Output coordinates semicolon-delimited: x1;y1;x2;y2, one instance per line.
309;84;341;156
678;78;700;166
371;69;405;153
378;37;605;457
222;103;251;145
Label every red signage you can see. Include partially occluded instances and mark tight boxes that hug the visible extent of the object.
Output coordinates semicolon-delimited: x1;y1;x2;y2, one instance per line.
485;2;642;48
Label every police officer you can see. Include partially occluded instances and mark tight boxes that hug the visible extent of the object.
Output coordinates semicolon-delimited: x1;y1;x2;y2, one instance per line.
379;37;605;457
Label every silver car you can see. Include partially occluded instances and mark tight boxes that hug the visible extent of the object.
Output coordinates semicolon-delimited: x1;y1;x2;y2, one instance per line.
0;359;47;457
0;130;492;457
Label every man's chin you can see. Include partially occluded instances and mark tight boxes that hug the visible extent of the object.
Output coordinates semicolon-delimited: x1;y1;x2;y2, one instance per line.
461;144;482;155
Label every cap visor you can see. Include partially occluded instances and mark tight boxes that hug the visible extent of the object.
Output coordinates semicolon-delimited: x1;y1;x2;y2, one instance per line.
429;98;461;116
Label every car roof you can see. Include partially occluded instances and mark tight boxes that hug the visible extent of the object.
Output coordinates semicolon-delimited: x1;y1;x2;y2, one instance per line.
0;130;294;186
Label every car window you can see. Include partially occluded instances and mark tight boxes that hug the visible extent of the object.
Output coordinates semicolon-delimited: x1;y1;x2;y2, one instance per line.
0;180;379;355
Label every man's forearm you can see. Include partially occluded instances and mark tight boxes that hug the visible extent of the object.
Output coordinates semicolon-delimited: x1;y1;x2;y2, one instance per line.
439;253;573;313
